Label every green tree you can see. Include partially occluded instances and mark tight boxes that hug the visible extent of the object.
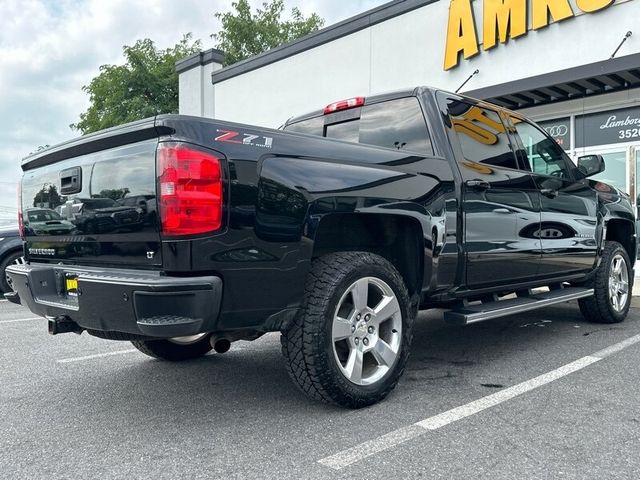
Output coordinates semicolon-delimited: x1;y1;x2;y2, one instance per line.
72;34;201;134
213;0;324;66
96;188;130;201
33;184;63;209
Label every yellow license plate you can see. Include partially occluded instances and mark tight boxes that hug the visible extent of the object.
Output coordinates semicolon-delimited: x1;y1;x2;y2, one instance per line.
66;277;78;295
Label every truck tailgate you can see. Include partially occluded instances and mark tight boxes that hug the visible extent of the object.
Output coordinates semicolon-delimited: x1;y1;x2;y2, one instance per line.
21;139;161;267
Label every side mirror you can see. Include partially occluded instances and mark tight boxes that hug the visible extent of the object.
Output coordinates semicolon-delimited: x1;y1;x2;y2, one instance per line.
577;154;605;178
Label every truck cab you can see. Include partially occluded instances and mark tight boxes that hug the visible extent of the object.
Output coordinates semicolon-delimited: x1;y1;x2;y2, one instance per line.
283;87;636;300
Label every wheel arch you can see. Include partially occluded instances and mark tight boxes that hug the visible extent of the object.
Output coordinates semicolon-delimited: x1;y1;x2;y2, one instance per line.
0;236;24;263
605;218;637;262
311;213;425;297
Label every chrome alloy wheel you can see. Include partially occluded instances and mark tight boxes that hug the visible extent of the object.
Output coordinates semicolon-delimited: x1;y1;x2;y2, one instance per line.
609;254;629;313
169;333;209;345
6;255;25;291
332;277;403;386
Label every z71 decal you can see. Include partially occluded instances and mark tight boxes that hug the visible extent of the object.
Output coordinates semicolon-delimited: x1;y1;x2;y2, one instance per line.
215;129;273;149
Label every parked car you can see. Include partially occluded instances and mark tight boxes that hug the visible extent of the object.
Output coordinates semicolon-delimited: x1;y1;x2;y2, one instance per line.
23;208;76;236
116;194;158;227
0;225;23;293
59;197;144;234
7;87;637;408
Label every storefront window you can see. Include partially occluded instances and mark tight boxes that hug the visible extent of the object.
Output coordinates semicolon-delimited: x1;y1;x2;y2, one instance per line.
590;151;627;192
538;118;571;151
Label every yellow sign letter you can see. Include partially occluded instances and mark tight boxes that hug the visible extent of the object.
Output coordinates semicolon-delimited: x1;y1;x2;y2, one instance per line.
532;0;574;30
576;0;614;13
483;0;527;50
444;0;480;70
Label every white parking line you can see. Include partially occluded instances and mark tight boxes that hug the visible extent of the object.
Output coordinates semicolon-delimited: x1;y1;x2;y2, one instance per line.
57;349;138;363
318;333;640;470
0;317;42;325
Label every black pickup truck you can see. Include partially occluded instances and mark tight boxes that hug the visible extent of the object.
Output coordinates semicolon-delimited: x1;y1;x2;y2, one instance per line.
7;87;637;408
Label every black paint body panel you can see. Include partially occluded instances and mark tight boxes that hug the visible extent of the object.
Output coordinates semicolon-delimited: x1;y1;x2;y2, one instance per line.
15;87;637;335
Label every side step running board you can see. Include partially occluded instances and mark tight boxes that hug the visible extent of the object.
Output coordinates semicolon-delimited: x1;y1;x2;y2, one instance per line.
444;287;594;325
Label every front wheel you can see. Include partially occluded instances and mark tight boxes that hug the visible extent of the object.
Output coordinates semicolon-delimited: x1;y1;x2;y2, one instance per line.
579;241;632;323
131;333;213;361
281;252;414;408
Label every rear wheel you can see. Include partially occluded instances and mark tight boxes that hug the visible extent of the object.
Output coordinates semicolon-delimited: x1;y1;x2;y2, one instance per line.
1;251;25;293
281;252;414;408
131;333;213;361
579;241;632;324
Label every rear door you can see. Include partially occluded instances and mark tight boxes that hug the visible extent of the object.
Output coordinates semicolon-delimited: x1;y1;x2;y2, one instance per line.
21;140;161;267
507;115;599;276
438;94;542;287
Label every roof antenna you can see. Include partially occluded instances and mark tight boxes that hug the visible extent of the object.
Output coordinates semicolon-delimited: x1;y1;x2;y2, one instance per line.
611;31;632;59
455;69;479;93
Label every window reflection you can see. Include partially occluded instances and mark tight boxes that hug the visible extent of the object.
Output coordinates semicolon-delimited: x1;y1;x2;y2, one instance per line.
358;98;433;154
286;97;434;155
447;101;517;170
22;142;157;236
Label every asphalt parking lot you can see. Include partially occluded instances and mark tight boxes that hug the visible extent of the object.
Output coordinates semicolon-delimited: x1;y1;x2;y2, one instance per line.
1;299;639;480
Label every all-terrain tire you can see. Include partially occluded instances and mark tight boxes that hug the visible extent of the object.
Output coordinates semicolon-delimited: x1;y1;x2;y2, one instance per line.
281;252;415;408
578;241;632;324
131;335;213;361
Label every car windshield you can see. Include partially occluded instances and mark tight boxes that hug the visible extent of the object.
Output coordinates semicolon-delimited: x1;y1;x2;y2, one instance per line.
27;210;62;222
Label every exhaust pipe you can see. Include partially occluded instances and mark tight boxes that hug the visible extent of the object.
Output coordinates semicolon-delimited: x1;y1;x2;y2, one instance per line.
48;316;82;335
211;337;231;354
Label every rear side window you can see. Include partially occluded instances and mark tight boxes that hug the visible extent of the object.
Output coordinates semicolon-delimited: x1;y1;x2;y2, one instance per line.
357;98;432;154
447;99;518;170
286;97;433;155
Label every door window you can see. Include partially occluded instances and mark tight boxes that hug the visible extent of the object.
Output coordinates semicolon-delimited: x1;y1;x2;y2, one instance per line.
511;118;572;178
447;100;518;170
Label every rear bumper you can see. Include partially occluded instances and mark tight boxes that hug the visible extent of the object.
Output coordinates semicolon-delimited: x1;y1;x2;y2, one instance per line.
6;263;223;338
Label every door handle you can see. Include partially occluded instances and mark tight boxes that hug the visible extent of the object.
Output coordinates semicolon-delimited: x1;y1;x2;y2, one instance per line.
60;166;82;195
466;179;490;190
540;188;558;198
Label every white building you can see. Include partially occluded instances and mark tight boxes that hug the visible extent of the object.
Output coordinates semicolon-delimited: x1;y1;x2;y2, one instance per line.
177;0;640;202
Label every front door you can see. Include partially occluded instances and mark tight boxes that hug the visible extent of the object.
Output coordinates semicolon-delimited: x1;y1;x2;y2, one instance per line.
508;116;599;277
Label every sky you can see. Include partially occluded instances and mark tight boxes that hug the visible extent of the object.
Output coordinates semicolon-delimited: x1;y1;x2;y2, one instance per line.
0;0;389;215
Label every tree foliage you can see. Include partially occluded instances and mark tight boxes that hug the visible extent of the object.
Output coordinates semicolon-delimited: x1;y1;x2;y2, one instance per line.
213;0;324;66
72;34;201;134
97;188;130;201
33;184;62;209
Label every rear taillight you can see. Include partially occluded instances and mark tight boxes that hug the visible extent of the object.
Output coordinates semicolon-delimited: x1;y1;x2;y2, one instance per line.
157;143;223;236
324;96;365;115
17;182;24;239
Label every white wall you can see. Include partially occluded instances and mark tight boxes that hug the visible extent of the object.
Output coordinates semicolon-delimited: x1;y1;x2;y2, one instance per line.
206;0;639;128
179;62;222;117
